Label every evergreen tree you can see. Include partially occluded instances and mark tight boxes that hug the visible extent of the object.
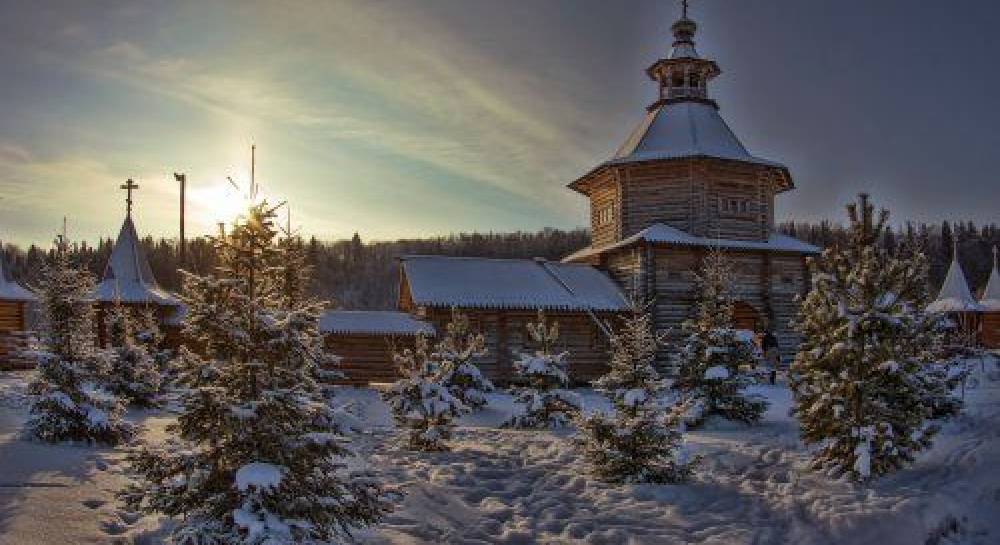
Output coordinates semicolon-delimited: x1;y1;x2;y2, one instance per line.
503;310;581;429
435;310;494;410
123;203;389;544
24;236;133;445
575;302;696;484
672;249;768;427
102;300;161;407
384;334;467;451
791;194;960;481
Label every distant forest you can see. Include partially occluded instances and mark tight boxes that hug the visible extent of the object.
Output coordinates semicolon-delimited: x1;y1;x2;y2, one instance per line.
3;220;997;310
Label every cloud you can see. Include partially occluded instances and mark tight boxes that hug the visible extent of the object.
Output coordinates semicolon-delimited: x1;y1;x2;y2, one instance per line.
73;1;603;215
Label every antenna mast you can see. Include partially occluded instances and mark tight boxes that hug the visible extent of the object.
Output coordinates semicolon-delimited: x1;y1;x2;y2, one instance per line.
174;172;187;267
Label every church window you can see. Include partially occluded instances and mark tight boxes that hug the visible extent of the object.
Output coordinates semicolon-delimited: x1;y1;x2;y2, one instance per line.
596;205;614;227
719;197;753;215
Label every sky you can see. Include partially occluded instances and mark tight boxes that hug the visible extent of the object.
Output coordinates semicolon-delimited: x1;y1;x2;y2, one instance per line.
0;0;997;247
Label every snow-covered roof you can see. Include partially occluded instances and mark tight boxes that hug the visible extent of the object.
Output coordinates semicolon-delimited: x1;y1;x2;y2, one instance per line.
320;311;436;336
94;216;178;306
564;223;820;262
0;254;35;302
608;101;787;171
400;256;630;312
979;249;1000;312
926;256;982;314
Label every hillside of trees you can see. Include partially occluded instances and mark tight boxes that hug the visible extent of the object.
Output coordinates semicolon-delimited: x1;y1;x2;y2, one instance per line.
2;220;996;310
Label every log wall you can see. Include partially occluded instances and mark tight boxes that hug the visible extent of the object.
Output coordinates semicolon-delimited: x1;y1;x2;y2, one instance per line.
600;245;807;371
0;301;34;370
324;334;421;385
420;308;615;385
583;158;782;246
982;312;1000;349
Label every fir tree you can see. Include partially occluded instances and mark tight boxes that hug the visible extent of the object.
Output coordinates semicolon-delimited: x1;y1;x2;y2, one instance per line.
24;235;133;445
122;203;390;543
135;304;173;376
503;310;581;429
791;194;961;481
672;249;768;427
102;300;161;407
575;302;696;484
384;334;467;451
435;309;494;410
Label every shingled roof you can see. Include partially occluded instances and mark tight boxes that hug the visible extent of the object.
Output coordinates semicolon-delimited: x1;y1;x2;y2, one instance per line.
400;255;629;312
926;252;982;314
94;216;178;305
563;223;819;263
0;254;35;302
320;311;435;336
980;248;1000;312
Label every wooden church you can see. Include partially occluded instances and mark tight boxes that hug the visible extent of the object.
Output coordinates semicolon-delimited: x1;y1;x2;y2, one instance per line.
562;5;817;363
325;4;817;383
93;179;182;347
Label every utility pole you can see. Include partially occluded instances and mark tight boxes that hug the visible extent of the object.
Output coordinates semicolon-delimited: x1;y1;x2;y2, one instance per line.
174;172;187;267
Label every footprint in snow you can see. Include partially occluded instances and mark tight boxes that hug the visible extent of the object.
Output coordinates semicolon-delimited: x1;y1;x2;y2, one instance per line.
101;519;128;535
118;510;142;525
82;498;106;510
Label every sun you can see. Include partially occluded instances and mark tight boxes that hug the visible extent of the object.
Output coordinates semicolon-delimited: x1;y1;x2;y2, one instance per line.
190;178;249;231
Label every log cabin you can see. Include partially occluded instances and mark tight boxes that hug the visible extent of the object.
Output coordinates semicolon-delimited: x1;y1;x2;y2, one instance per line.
926;245;984;342
93;188;182;349
0;254;37;370
397;255;630;384
561;8;818;365
977;247;999;348
321;310;435;385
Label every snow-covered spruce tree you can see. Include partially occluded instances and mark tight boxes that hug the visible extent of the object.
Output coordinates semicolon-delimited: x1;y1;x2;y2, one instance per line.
575;302;696;484
503;310;581;429
135;304;174;376
384;334;467;451
122;203;390;544
791;193;960;481
24;236;134;445
672;249;768;427
435;309;494;410
102;300;162;408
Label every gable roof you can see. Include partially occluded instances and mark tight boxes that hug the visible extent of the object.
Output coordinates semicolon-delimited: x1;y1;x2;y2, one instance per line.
0;253;35;302
400;255;629;312
563;223;820;262
94;216;177;305
980;249;1000;312
926;255;982;313
320;310;436;336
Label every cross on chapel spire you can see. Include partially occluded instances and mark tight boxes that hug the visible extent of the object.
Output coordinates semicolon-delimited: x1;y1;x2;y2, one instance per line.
121;178;139;217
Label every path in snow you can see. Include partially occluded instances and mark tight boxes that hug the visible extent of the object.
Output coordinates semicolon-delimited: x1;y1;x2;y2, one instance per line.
0;360;998;544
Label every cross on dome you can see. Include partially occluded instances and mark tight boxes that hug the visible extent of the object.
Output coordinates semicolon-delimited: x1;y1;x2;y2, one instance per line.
120;178;139;217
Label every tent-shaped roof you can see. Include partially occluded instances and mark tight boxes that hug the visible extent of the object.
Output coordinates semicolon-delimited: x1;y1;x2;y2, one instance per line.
400;256;630;312
926;255;982;313
563;223;820;262
94;216;177;305
0;253;35;302
980;248;1000;312
320;311;436;336
609;101;787;171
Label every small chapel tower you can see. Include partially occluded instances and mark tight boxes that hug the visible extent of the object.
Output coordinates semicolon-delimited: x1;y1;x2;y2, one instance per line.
564;2;817;364
94;179;180;347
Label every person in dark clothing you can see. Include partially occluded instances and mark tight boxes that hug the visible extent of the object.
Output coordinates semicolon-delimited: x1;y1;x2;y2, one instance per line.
762;331;780;385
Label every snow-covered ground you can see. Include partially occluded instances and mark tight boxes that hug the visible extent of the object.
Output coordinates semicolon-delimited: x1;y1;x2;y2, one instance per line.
1;359;999;544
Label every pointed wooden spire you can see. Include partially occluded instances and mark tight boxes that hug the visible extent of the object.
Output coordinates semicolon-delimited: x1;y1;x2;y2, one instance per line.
980;246;1000;311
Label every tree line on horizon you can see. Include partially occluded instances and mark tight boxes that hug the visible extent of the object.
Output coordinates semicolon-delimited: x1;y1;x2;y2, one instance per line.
1;219;996;310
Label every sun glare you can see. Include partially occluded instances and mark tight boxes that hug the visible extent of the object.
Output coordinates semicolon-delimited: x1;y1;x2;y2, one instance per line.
190;178;249;230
